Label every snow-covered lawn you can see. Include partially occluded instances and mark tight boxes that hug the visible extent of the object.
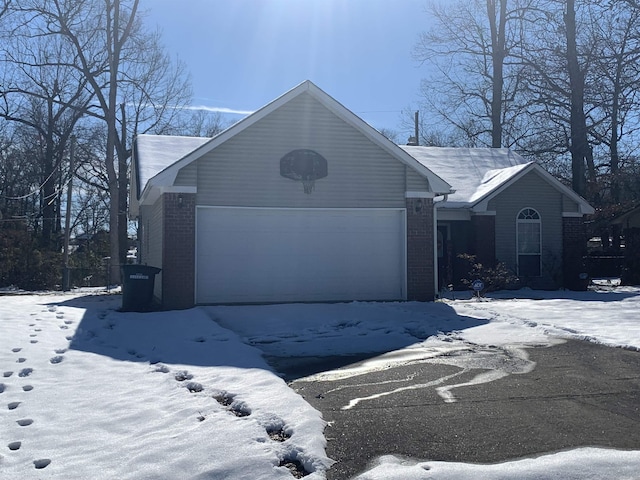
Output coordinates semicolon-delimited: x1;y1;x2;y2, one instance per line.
1;284;640;479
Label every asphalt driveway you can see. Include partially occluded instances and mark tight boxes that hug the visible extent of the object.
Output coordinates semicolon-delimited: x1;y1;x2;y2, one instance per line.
284;340;640;479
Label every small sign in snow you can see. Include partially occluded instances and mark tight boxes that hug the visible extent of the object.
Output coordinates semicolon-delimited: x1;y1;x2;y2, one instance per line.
471;279;484;292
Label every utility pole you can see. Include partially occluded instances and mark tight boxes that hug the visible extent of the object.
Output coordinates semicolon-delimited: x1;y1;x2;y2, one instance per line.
62;135;75;291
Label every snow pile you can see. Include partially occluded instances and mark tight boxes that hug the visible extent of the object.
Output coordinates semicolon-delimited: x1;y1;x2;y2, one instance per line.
0;291;331;479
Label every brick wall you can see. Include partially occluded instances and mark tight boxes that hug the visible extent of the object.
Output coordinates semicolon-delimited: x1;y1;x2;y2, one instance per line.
162;193;196;309
406;197;435;301
562;216;588;290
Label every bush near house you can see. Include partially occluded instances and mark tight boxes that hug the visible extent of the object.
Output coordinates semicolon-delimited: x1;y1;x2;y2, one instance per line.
458;253;519;294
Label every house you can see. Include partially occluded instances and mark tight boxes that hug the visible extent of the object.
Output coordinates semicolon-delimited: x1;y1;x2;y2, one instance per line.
130;81;452;309
130;81;594;310
401;147;595;291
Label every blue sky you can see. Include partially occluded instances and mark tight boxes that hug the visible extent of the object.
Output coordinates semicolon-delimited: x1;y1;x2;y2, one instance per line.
142;0;431;139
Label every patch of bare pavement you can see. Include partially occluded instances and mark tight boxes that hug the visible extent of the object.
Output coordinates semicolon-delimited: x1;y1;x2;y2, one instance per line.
286;340;640;479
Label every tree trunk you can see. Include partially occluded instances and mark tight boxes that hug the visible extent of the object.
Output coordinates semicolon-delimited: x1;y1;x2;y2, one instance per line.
565;0;591;198
487;0;507;148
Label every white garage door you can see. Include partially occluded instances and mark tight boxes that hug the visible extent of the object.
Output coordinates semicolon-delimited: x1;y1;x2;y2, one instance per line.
196;207;406;304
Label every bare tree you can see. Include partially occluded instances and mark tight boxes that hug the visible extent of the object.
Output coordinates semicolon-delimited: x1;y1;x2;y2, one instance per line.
0;28;89;246
589;1;640;204
414;0;532;148
13;0;192;280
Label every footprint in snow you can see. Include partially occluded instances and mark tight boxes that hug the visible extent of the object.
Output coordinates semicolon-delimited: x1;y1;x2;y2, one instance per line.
22;385;33;392
18;368;33;377
29;334;37;337
50;356;64;364
64;320;73;325
16;418;33;426
17;358;26;363
0;383;5;393
34;459;51;469
56;313;64;319
3;372;12;378
266;423;291;442
185;382;203;393
8;401;20;410
59;325;69;330
55;348;67;354
30;339;38;344
8;441;21;451
12;348;22;353
174;370;193;381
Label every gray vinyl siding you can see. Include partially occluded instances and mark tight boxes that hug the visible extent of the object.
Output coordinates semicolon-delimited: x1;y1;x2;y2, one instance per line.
175;163;197;187
140;198;164;299
194;93;413;208
562;195;579;213
406;168;430;192
488;170;563;288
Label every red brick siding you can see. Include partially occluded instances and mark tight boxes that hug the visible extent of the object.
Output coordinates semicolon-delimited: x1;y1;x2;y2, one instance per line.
162;193;196;309
406;198;435;301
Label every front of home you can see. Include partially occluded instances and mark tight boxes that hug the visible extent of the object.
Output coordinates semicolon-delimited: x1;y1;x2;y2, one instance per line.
130;81;594;310
130;81;452;309
402;147;595;292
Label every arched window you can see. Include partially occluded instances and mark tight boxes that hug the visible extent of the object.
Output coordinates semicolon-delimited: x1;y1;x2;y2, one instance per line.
516;208;541;276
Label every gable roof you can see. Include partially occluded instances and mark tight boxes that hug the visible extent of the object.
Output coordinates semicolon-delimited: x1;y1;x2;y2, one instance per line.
400;146;594;214
131;81;452;213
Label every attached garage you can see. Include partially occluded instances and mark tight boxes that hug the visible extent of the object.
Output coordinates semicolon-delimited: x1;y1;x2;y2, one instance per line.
130;81;452;309
195;207;406;304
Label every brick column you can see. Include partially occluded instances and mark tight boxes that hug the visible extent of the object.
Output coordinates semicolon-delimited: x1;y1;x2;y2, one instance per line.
406;197;435;301
162;193;196;309
562;216;587;290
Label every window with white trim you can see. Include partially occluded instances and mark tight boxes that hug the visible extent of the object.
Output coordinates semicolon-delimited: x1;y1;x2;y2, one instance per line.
517;208;541;276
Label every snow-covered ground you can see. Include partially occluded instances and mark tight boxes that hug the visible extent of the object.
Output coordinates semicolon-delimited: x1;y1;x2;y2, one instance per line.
1;283;640;479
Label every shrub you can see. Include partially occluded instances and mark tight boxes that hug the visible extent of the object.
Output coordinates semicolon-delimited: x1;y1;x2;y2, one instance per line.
458;253;519;294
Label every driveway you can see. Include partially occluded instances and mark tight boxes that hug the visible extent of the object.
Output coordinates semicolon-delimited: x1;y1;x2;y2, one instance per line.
284;340;640;479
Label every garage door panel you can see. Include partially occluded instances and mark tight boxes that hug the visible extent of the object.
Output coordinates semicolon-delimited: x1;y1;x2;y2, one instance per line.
196;208;405;303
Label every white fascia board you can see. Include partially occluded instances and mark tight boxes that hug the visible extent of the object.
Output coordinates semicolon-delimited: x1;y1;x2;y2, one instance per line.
473;210;497;216
436;208;471;221
405;191;436;199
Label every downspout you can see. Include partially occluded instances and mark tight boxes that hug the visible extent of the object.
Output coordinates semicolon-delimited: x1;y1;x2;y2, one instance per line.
433;193;449;299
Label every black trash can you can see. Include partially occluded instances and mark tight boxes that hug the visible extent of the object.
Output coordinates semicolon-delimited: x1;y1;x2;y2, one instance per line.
121;264;161;312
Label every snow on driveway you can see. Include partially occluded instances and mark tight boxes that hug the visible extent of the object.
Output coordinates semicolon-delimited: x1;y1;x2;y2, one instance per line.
2;285;640;479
